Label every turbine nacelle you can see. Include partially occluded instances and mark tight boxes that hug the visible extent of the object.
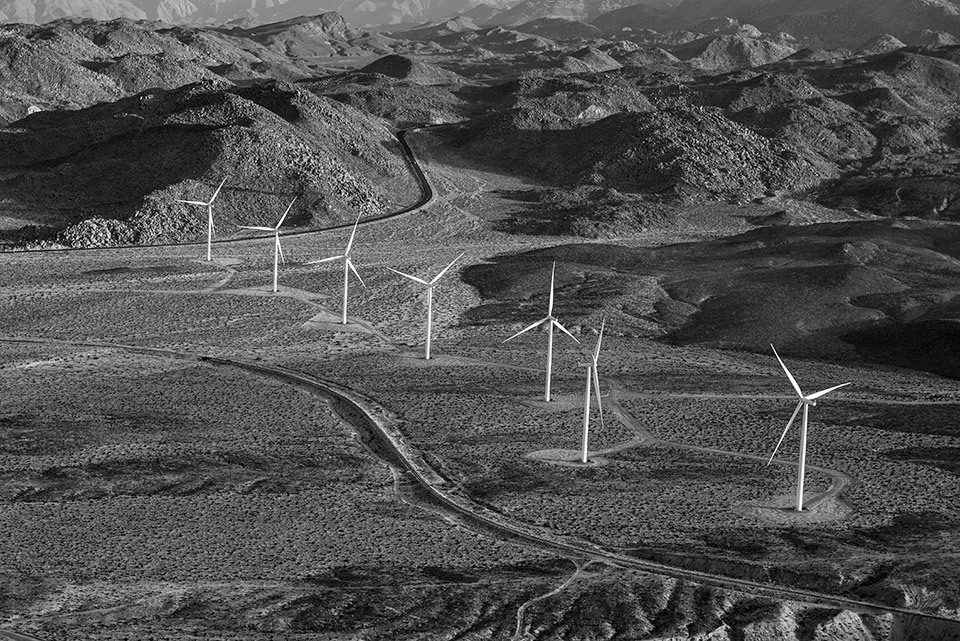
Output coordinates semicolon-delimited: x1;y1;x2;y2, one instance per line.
767;344;850;476
387;252;464;290
307;214;365;324
175;177;228;208
237;196;295;292
387;253;465;360
176;177;227;261
502;261;579;402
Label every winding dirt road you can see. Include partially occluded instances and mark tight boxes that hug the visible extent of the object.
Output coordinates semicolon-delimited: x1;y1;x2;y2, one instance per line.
0;334;949;627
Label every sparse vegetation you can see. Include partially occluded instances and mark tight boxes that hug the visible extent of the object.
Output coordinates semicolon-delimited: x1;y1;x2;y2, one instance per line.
1;6;960;641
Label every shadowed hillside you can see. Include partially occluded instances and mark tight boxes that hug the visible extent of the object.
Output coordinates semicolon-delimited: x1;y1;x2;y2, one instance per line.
0;81;420;246
462;219;960;378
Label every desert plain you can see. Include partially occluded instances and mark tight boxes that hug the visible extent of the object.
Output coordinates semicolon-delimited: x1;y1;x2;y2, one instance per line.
0;128;957;640
1;5;960;640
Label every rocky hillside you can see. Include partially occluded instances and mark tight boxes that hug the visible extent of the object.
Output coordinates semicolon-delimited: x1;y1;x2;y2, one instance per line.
449;106;824;200
0;0;516;27
462;219;960;378
429;43;959;234
3;0;958;48
0;13;392;124
590;0;960;49
0;81;420;247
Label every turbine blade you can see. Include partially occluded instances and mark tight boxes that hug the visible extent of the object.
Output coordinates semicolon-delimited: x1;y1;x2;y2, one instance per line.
592;317;605;364
771;344;804;399
552;319;581;344
238;226;276;231
305;255;344;265
276;197;296;229
503;317;549;343
345;213;361;254
767;401;803;466
806;382;851;401
209;177;227;203
347;258;365;287
430;252;464;284
547;261;556;316
277;235;285;265
177;200;208;206
386;267;429;286
592;365;604;432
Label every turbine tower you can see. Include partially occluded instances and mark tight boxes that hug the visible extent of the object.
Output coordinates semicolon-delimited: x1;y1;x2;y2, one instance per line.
176;177;227;261
581;318;606;464
238;198;295;293
307;214;364;324
503;261;579;402
767;344;850;512
387;253;464;360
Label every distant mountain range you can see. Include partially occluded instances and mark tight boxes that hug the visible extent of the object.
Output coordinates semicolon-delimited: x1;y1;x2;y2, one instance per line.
1;0;959;47
0;0;514;28
610;0;960;48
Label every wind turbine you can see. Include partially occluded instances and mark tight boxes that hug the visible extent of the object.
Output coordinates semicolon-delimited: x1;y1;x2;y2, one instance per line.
238;198;295;293
767;344;850;512
307;214;363;324
580;318;606;464
503;261;579;402
176;177;227;261
387;252;464;360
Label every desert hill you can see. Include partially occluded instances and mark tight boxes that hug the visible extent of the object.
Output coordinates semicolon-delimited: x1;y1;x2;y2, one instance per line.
589;0;960;49
360;53;465;84
512;17;601;40
3;13;958;248
670;32;797;69
0;81;420;246
2;0;959;50
0;0;516;27
420;43;959;235
483;0;634;27
0;14;389;123
447;106;824;199
222;12;396;58
395;15;480;40
462;219;960;377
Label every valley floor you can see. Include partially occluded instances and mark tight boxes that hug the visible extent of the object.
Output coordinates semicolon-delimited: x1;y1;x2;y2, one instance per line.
0;131;959;641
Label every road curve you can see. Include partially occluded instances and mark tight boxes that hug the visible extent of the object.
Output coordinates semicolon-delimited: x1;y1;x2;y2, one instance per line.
2;126;436;255
1;336;956;627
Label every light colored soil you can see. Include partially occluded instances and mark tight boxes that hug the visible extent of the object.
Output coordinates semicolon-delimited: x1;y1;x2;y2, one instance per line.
525;449;611;467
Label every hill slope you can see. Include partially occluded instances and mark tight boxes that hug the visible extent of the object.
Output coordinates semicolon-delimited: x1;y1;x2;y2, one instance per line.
592;0;960;48
0;0;516;27
0;81;420;246
461;219;960;378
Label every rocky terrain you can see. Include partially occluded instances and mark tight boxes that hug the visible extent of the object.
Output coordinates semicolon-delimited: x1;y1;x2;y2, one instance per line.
1;4;960;641
0;0;513;28
0;80;420;247
4;0;959;49
461;219;960;376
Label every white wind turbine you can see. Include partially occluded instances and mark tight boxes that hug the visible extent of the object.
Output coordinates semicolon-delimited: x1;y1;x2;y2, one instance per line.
767;344;850;512
176;177;227;261
238;198;295;293
387;252;464;360
503;261;579;402
580;318;606;464
307;214;363;324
